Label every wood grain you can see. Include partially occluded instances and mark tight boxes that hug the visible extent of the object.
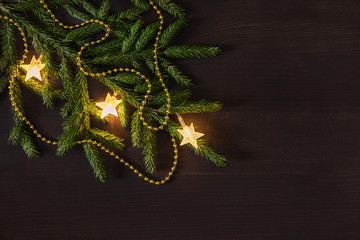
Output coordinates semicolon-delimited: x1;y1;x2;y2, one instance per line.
1;0;360;239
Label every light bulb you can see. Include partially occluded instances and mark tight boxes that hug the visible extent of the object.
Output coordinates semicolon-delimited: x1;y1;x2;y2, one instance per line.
176;114;204;149
20;55;45;81
96;93;122;119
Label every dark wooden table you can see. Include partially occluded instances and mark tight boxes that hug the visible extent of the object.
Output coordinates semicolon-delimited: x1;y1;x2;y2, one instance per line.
1;0;360;239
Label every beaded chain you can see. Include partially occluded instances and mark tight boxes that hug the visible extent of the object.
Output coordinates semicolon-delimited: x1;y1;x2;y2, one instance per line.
41;0;171;131
0;0;180;185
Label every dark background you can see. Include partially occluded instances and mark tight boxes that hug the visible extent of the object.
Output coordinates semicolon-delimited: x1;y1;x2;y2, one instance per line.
1;0;360;239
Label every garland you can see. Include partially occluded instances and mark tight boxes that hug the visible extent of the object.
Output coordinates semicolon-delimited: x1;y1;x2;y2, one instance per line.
0;0;226;184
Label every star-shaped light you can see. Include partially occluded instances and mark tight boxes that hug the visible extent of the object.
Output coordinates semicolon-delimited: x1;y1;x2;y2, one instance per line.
96;93;122;119
177;114;204;149
20;55;45;81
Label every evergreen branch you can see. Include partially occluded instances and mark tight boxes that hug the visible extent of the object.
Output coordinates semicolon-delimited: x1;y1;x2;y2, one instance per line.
117;100;129;127
66;23;105;42
141;127;157;174
59;56;75;98
62;2;93;21
110;8;143;21
162;99;223;114
135;22;159;51
160;58;192;86
163;45;221;59
83;141;107;182
1;21;16;69
9;122;23;145
98;0;111;18
159;18;187;47
95;76;141;107
8;12;77;61
56;129;80;156
90;49;153;65
192;139;227;167
154;0;185;18
122;18;143;53
131;110;143;147
90;127;125;151
113;72;143;85
83;39;124;57
149;89;191;105
82;0;99;18
8;0;39;12
8;77;40;158
130;0;151;11
164;120;227;167
20;128;40;158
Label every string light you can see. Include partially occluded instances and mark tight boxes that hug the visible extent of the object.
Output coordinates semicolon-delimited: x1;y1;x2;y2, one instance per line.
20;55;45;81
176;113;204;149
96;93;122;119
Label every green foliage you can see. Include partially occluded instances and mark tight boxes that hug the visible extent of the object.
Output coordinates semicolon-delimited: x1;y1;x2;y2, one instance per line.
83;141;107;182
154;0;184;18
159;18;187;47
164;45;221;59
0;0;226;182
141;127;157;173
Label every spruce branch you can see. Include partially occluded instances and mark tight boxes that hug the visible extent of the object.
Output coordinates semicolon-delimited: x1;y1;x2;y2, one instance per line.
130;0;151;11
98;0;111;18
154;0;185;18
20;128;40;158
122;18;144;53
131;110;143;147
117;100;130;127
163;45;221;59
142;127;157;174
164;120;227;167
83;141;107;182
160;58;192;86
159;18;187;47
135;22;160;51
163;99;223;114
1;21;16;70
90;127;125;151
82;0;99;18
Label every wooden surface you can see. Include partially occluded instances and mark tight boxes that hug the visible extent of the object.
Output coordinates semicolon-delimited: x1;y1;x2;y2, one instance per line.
1;0;360;239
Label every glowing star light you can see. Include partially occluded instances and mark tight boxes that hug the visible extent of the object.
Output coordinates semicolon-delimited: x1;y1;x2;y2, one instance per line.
96;93;122;119
176;114;204;149
20;55;45;81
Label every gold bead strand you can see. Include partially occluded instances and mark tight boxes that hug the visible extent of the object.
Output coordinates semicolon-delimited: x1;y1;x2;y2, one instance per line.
76;136;178;185
40;0;111;77
41;0;172;132
139;1;172;132
0;14;58;146
39;1;179;184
